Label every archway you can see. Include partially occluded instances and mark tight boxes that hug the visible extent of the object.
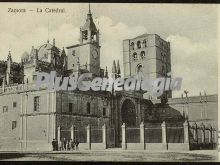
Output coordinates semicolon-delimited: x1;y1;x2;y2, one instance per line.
121;99;136;127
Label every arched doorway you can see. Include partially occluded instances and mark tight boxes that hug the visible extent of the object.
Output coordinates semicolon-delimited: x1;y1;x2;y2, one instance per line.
121;99;136;127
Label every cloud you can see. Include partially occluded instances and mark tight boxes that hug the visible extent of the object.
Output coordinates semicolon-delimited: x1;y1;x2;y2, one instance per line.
166;35;217;97
94;16;147;72
0;23;80;62
0;8;217;97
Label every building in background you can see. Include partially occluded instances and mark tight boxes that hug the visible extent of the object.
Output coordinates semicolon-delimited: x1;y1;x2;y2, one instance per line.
123;33;172;99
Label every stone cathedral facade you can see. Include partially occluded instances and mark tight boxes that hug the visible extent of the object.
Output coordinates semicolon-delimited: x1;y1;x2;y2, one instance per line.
0;8;184;151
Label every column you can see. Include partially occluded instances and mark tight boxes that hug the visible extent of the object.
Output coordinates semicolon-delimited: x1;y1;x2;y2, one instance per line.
213;129;217;143
86;124;91;150
57;126;61;141
208;126;212;144
24;94;28;150
200;123;205;144
161;121;167;144
102;124;107;149
71;125;75;141
193;123;198;143
140;122;145;149
47;93;50;143
20;95;23;150
121;123;127;150
183;120;189;143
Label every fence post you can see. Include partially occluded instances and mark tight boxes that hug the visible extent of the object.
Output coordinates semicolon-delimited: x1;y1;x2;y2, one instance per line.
122;123;127;150
57;126;61;151
140;122;145;149
213;129;217;143
161;121;167;144
200;123;205;144
57;125;61;142
208;126;213;144
192;123;198;143
71;125;75;141
183;120;189;143
102;124;107;149
86;124;91;150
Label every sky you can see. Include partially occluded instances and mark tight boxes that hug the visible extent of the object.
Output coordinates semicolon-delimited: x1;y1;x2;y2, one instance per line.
0;3;218;97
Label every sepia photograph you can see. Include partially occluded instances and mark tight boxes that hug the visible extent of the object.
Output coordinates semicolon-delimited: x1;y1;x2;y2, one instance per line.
0;2;218;162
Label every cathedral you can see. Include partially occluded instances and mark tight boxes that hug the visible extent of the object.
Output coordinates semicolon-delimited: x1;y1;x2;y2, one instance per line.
0;8;186;151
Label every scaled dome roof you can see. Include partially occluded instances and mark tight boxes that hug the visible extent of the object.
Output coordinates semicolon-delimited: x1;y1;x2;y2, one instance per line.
37;42;54;59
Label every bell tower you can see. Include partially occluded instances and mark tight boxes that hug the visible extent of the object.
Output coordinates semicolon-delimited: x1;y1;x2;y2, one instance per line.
67;4;101;76
80;4;99;45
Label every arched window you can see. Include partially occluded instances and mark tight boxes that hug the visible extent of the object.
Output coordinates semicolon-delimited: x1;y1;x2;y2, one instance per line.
87;102;90;114
136;64;143;74
143;40;147;47
130;42;134;50
137;41;141;49
133;52;137;61
83;30;88;40
140;51;145;59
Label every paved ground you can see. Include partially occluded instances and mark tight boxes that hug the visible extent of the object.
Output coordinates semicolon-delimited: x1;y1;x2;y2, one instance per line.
0;149;218;161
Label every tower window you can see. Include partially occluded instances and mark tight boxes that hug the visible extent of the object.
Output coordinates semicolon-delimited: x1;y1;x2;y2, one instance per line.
137;41;141;49
143;40;147;47
34;96;40;112
72;50;75;56
140;51;145;59
13;102;17;108
83;30;88;40
33;75;37;81
12;121;17;130
69;103;73;113
133;52;137;61
87;102;90;114
130;42;134;50
103;108;106;116
3;106;8;113
136;64;143;75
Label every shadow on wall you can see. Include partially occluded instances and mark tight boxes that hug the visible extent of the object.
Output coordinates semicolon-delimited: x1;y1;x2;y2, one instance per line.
144;102;185;123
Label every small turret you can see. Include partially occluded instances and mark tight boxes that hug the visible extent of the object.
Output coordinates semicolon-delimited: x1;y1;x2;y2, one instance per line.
61;47;67;69
6;51;12;85
105;66;108;78
112;60;117;79
7;51;12;62
116;60;121;78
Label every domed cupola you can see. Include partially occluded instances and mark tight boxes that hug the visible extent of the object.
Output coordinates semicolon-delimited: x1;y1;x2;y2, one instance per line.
37;39;60;63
